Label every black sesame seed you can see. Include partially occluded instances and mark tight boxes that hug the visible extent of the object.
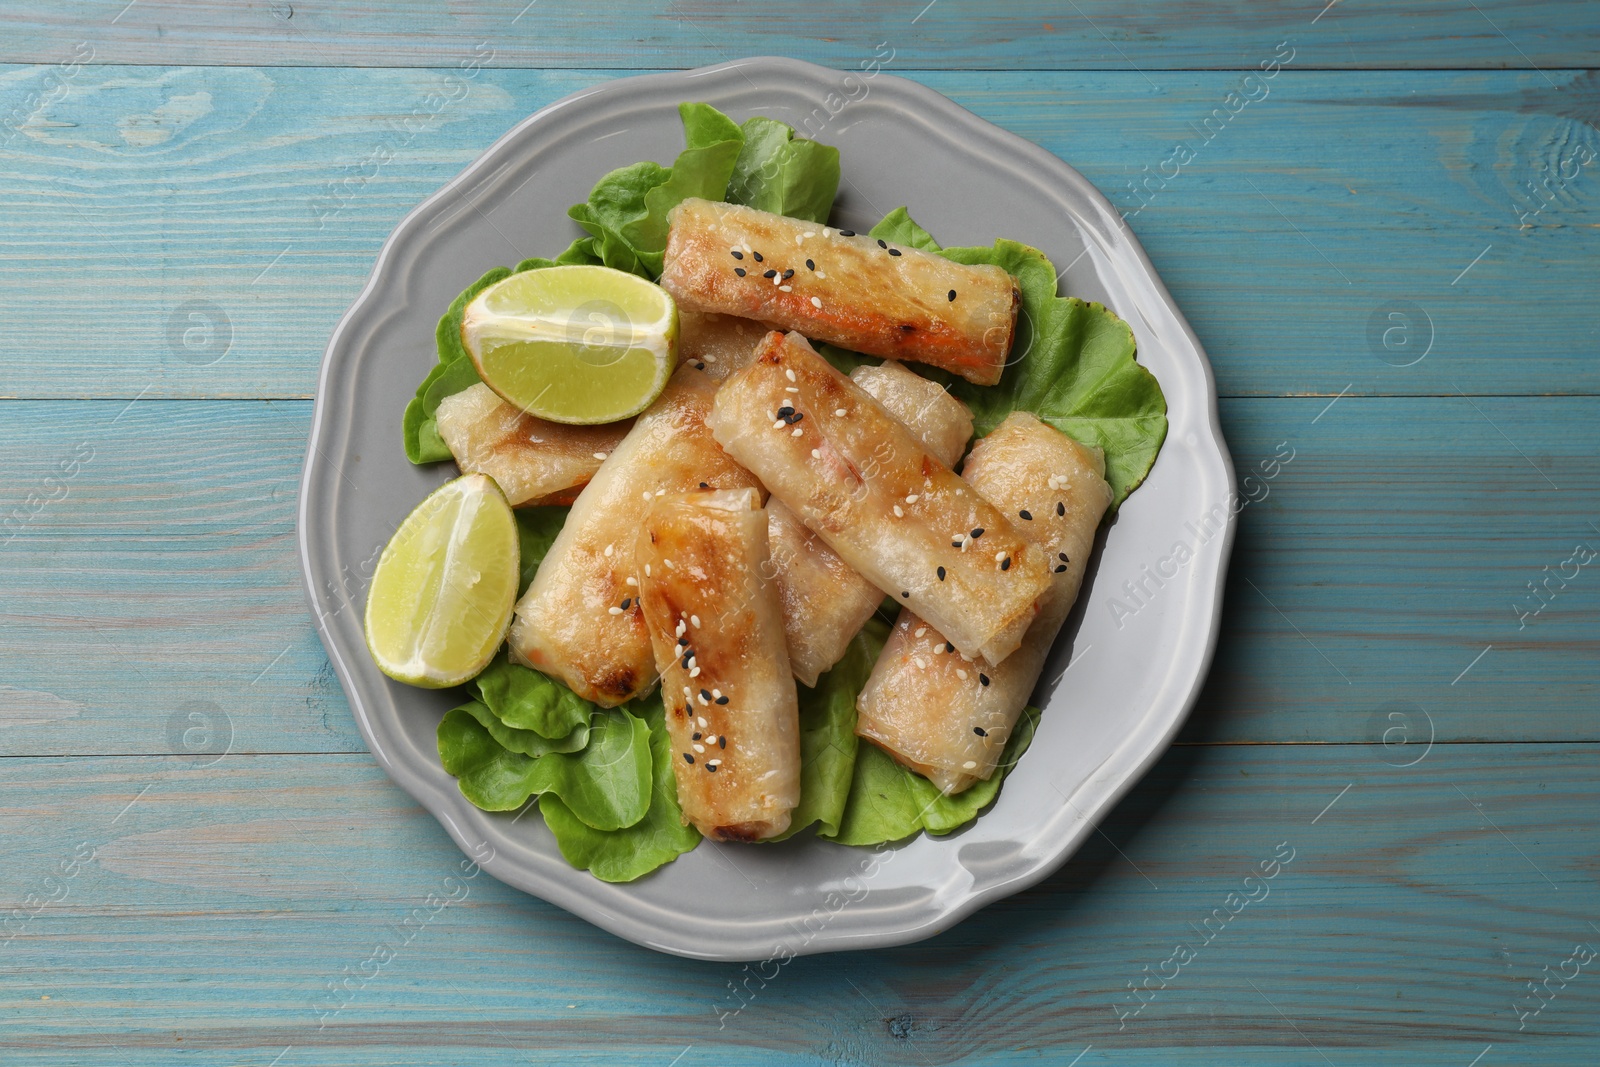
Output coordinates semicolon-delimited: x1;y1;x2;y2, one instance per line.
678;636;689;646
681;654;691;668
974;726;988;737
1019;509;1032;520
692;732;702;741
979;674;991;687
789;412;804;424
715;695;729;705
1001;557;1011;571
707;763;719;772
937;566;946;581
948;289;957;302
901;591;910;598
1059;552;1070;562
877;239;887;249
752;251;764;262
782;269;794;280
970;528;985;539
734;267;746;277
888;248;902;256
731;250;744;260
719;735;727;747
776;406;795;418
951;540;963;549
945;643;955;653
694;361;706;370
1057;501;1065;517
839;230;856;237
806;259;815;270
700;689;711;701
1055;564;1068;573
763;269;777;279
683;753;695;764
699;482;709;488
620;598;631;610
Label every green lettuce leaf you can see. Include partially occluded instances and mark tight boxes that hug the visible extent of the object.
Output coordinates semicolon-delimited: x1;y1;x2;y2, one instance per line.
726;116;841;224
569;103;744;278
513;507;568;598
823;704;1043;847
768;617;888;842
438;701;652;828
869;206;942;253
472;651;590;741
442;698;588;759
539;701;701;882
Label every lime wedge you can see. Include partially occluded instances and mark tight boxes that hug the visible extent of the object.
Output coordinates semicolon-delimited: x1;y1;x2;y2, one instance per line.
364;474;519;688
462;265;678;425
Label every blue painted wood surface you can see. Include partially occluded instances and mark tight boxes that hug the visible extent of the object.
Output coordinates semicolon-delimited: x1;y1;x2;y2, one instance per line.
1;4;1597;1064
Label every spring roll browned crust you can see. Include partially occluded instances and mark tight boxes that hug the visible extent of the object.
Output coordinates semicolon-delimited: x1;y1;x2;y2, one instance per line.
678;309;774;380
856;412;1114;794
848;361;973;469
435;383;632;507
506;366;761;707
636;489;800;842
661;198;1018;385
708;331;1051;664
768;365;974;685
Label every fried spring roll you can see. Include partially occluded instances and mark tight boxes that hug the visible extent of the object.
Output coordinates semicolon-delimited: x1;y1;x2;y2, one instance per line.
661;198;1019;385
435;383;632;506
678;309;775;380
507;366;760;706
709;331;1051;664
848;361;973;469
769;364;974;686
636;488;800;842
856;412;1114;793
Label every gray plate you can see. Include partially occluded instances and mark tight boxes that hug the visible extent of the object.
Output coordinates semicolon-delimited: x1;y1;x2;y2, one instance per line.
298;57;1235;962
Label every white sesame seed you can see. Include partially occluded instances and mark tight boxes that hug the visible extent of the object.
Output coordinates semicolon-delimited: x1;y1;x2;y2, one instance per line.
706;759;721;768
810;296;823;308
906;494;918;504
804;231;816;238
645;564;652;576
779;284;792;292
693;743;705;753
607;606;623;615
995;551;1007;562
704;734;717;745
956;669;968;680
834;407;846;417
698;716;708;728
893;505;903;517
697;693;708;706
683;686;692;698
772;275;782;286
812;449;823;459
792;427;803;437
773;419;786;429
625;576;637;586
914;627;927;638
704;354;718;364
823;227;832;237
688;656;697;669
675;620;685;637
689;666;701;678
962;760;978;770
604;543;614;557
815;271;827;279
593;452;609;460
785;386;799;393
712;689;722;698
655;488;666;497
785;369;797;382
933;644;944;654
691;615;701;627
914;657;928;670
642;492;652;502
664;558;675;569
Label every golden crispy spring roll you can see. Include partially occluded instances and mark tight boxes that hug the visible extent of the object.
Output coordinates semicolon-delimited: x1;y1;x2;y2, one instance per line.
507;366;761;706
636;488;800;842
709;331;1051;664
435;383;632;507
678;309;775;380
856;412;1114;794
848;361;973;469
661;198;1018;385
768;364;973;686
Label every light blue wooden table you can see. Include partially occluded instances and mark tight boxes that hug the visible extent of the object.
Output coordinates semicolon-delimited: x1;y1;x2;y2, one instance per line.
3;3;1597;1063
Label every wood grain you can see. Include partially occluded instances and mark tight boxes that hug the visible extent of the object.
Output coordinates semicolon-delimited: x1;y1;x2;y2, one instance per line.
1;67;1596;400
1;744;1594;1063
1;396;1594;756
3;0;1595;70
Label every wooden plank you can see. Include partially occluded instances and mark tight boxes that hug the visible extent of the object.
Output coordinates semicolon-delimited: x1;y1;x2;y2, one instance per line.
0;396;1594;756
3;0;1596;70
1;743;1595;1063
0;67;1597;400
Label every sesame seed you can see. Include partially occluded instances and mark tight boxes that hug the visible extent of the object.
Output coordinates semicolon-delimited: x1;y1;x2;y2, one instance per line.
979;674;990;687
772;276;782;286
1001;557;1011;571
655;489;665;496
933;644;944;655
971;528;985;538
785;369;797;382
795;235;803;245
888;248;902;256
937;566;946;581
763;269;777;279
956;669;968;680
811;296;823;309
715;695;729;705
1059;552;1070;562
994;551;1006;562
689;666;701;678
700;689;711;701
804;231;815;238
1019;509;1032;520
684;753;694;764
688;656;697;669
691;615;700;627
823;227;833;237
914;657;928;669
786;386;800;393
594;452;609;461
915;627;927;638
893;505;903;517
752;251;764;262
834;407;846;416
813;449;823;459
1055;564;1068;573
692;732;701;741
779;285;792;292
1057;501;1066;517
704;354;718;363
681;654;692;669
677;636;689;646
734;267;747;277
806;259;815;270
948;290;957;301
900;591;910;598
626;576;638;586
675;619;685;636
877;239;887;249
777;406;795;418
699;482;709;488
693;743;705;754
906;494;918;504
974;726;987;736
607;606;623;615
706;761;720;771
839;230;856;237
774;419;787;430
697;716;708;728
719;736;727;748
782;269;794;280
731;249;744;260
816;271;827;279
695;362;706;370
604;543;614;556
945;642;955;653
962;760;977;770
620;597;632;610
792;427;803;436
